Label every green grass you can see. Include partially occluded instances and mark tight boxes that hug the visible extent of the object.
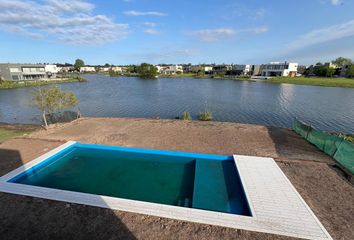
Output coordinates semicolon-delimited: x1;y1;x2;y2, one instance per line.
338;134;354;144
0;128;29;143
180;111;192;120
0;76;84;89
199;111;213;121
160;73;196;78
267;77;354;88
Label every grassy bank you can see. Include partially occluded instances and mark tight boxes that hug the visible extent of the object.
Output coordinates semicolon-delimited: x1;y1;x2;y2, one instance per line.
0;128;29;143
0;76;85;89
159;73;196;78
267;77;354;88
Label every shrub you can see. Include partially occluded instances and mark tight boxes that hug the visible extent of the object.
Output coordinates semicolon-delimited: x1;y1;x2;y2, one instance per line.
181;111;192;120
199;111;213;121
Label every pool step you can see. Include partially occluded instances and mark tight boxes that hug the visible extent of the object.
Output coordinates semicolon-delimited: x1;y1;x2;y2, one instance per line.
177;198;191;207
192;159;238;214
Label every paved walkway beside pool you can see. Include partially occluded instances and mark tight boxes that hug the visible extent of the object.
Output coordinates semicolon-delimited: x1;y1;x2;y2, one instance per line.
234;155;331;239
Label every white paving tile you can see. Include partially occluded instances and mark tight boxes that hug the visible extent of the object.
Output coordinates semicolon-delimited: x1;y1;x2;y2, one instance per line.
234;154;332;240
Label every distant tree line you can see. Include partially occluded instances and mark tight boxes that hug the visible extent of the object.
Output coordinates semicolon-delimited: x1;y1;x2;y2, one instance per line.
304;57;354;78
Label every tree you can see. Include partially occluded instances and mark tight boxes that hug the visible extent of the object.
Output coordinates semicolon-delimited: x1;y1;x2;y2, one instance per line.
332;57;352;67
326;67;335;77
346;65;354;78
136;63;158;79
313;65;335;77
74;59;85;71
32;87;78;129
104;63;111;67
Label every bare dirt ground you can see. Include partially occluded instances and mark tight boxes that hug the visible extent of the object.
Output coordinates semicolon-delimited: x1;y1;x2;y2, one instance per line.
1;117;353;240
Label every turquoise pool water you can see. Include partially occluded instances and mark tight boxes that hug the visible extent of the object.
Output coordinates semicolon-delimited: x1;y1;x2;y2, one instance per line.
10;143;251;216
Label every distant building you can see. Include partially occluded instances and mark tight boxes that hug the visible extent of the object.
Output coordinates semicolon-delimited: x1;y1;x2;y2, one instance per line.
212;65;232;75
260;62;298;77
80;66;96;73
189;65;213;73
157;65;183;75
58;66;75;72
111;66;122;73
0;63;47;81
232;65;252;76
99;67;110;72
45;64;58;77
252;65;261;76
324;62;337;69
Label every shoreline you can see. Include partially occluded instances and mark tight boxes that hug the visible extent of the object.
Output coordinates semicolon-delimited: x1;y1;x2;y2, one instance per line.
0;76;85;89
107;73;354;88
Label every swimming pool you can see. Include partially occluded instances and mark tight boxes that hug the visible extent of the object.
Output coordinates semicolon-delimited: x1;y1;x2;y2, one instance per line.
0;141;333;239
7;142;251;216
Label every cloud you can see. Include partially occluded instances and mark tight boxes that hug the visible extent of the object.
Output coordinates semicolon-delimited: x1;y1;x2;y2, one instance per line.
188;28;236;42
287;19;354;50
143;22;157;27
330;0;343;5
0;0;128;44
187;27;268;42
46;0;94;13
144;29;160;35
221;4;267;20
124;10;167;17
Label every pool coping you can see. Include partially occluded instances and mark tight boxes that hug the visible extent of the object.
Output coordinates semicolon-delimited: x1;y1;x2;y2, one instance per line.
0;141;332;240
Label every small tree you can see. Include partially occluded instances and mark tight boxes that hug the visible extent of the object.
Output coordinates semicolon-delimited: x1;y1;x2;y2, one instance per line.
32;87;78;129
346;65;354;78
74;59;85;71
332;57;352;67
326;67;335;77
136;63;158;79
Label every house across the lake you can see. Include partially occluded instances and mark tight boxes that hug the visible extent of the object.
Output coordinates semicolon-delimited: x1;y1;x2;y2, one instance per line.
157;65;183;75
0;63;48;81
80;66;96;73
260;62;298;77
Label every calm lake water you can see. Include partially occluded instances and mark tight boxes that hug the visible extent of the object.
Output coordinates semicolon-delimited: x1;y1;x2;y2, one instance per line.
1;74;354;134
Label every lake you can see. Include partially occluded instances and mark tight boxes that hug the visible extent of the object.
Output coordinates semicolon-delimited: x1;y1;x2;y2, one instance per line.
1;74;354;134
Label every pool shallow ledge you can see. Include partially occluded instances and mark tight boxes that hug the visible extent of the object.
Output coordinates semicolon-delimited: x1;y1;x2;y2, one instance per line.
0;141;333;240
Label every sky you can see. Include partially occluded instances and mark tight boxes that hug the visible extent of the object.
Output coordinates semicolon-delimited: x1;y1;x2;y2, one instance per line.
0;0;353;65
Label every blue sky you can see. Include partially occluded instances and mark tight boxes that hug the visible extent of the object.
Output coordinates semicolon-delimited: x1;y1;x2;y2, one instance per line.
0;0;353;65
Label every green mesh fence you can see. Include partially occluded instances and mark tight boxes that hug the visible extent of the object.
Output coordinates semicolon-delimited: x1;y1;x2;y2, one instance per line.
293;119;312;139
306;129;327;151
333;140;354;175
324;135;344;157
306;129;344;156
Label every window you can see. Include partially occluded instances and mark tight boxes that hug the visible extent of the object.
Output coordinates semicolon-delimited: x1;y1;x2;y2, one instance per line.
9;68;20;72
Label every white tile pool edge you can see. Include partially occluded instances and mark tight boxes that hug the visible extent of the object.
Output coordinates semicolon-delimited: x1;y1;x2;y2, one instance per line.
0;141;77;182
0;142;332;240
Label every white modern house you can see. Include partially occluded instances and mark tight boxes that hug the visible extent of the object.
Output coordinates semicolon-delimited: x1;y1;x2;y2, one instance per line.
157;65;183;75
80;66;96;73
261;62;298;77
58;66;75;72
99;67;110;72
45;64;59;77
111;66;123;73
189;65;213;73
